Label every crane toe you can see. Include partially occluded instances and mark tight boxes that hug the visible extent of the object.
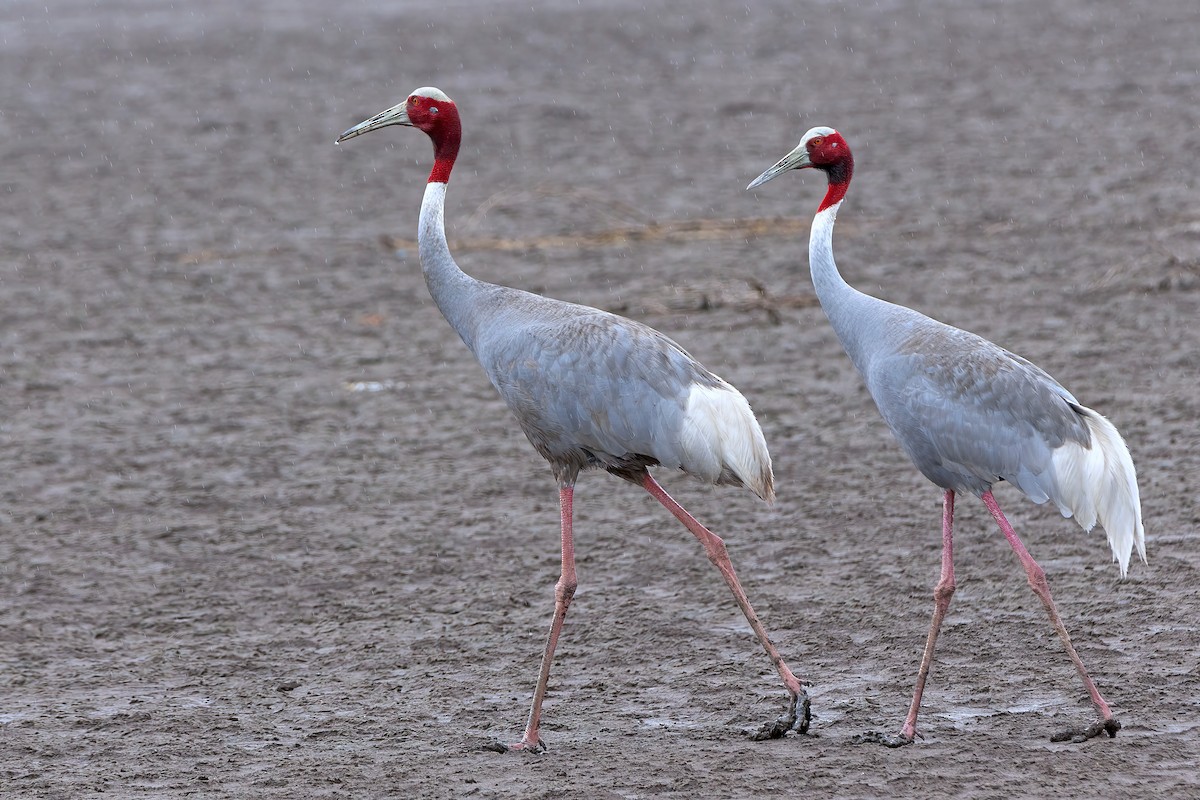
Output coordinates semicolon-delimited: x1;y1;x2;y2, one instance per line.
1050;716;1120;743
851;729;915;747
481;737;548;754
751;692;812;740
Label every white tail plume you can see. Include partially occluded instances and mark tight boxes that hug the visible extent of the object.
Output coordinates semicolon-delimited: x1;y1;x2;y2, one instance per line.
1049;405;1145;577
679;382;775;502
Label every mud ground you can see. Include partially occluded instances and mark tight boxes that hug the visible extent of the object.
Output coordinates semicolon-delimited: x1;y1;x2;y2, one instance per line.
3;0;1199;797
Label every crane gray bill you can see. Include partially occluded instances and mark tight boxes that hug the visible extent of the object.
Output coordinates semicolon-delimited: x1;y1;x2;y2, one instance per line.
746;145;813;190
336;102;412;143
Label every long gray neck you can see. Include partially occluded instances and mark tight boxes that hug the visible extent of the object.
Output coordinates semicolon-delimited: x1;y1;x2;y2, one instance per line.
419;181;484;351
809;201;878;372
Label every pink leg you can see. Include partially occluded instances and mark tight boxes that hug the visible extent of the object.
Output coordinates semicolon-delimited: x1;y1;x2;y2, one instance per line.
505;485;578;752
981;490;1120;742
901;489;957;743
860;490;957;747
641;473;810;738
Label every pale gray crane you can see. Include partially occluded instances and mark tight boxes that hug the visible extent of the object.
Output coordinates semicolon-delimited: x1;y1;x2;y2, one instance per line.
748;127;1144;745
336;87;808;752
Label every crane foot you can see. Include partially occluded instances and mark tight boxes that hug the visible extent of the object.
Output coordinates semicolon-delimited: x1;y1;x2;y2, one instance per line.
1050;716;1120;743
751;692;812;740
481;737;547;754
852;730;915;747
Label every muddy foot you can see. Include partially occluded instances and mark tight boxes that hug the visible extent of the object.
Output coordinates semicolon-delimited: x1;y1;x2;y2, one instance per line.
751;692;812;740
1050;717;1120;743
481;738;547;754
852;730;914;748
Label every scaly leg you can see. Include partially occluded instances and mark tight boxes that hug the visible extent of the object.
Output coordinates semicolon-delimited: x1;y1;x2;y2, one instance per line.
981;490;1119;742
641;473;810;738
861;489;957;747
502;484;578;752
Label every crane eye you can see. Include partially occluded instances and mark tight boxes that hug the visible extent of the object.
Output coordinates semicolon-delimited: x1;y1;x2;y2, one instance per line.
809;136;823;148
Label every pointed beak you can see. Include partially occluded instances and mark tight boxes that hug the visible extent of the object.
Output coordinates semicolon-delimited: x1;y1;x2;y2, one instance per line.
746;145;812;190
336;102;412;144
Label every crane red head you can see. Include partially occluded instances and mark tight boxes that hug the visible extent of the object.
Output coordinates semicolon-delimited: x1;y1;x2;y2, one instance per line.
336;86;462;184
747;126;853;212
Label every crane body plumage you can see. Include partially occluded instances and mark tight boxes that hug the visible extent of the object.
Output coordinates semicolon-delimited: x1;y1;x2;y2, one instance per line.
750;126;1144;745
338;88;804;752
419;181;773;498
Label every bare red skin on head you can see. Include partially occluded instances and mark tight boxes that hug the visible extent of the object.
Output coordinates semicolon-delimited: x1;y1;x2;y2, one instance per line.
809;131;853;212
407;94;462;184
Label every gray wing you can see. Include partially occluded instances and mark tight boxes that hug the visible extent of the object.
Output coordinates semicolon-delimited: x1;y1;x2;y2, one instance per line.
471;292;720;480
867;322;1090;500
